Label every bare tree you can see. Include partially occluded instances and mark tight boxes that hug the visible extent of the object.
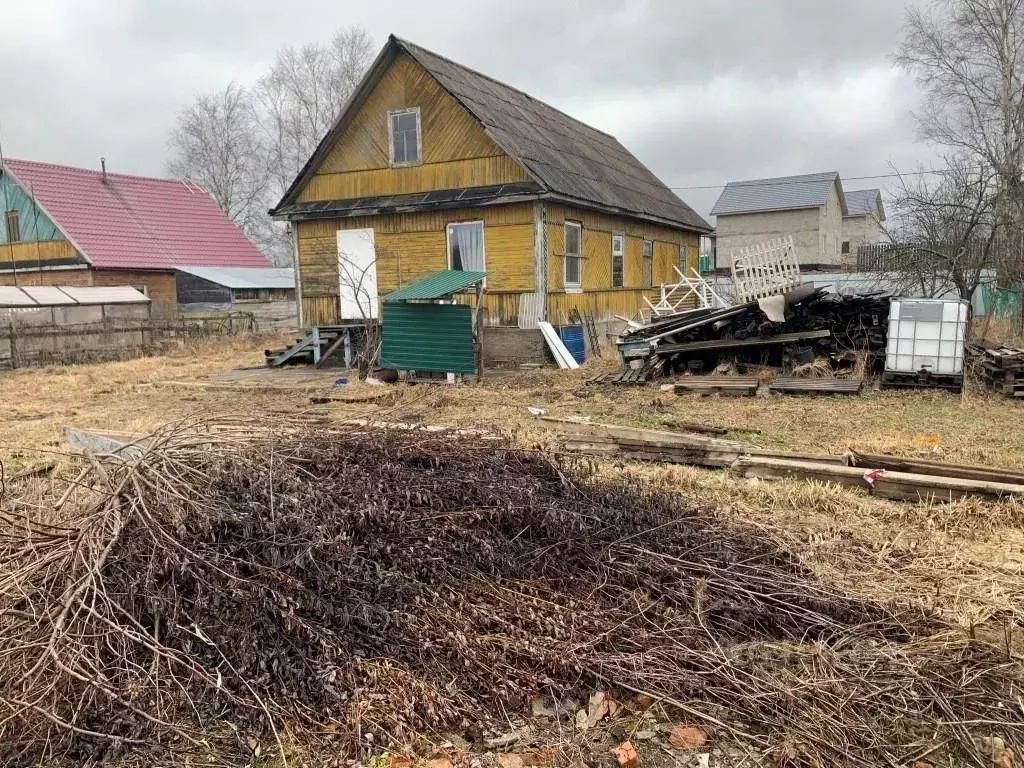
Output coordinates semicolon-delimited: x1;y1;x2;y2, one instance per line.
882;158;1000;303
166;83;268;238
898;0;1024;240
166;27;374;267
255;27;374;194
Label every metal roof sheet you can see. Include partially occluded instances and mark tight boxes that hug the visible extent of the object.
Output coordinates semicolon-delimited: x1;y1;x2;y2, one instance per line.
2;158;273;271
21;286;76;305
0;286;40;307
844;188;885;220
384;270;487;302
175;266;295;290
380;302;476;374
59;286;150;304
711;172;843;216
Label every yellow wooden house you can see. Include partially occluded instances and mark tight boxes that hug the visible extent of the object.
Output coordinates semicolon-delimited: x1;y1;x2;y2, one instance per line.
272;35;711;329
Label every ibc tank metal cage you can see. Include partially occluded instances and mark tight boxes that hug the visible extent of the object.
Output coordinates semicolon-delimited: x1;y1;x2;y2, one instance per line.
885;298;969;377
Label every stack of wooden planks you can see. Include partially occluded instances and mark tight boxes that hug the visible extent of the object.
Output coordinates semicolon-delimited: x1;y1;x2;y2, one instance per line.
543;417;1024;503
968;342;1024;397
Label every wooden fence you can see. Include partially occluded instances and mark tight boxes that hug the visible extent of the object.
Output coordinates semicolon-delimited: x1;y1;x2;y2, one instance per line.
1;305;271;369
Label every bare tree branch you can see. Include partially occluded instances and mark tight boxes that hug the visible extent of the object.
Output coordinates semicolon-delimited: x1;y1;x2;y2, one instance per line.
166;27;374;267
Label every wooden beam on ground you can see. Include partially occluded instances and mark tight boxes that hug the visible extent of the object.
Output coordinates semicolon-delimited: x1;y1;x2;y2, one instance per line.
733;455;1024;502
848;451;1024;485
543;417;843;467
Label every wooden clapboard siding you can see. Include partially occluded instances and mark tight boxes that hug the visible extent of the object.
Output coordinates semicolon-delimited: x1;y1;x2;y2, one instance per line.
296;204;534;293
0;240;81;267
0;268;91;287
297;53;530;203
376;230;447;291
480;223;533;291
92;270;178;304
548;289;665;323
302;296;341;328
545;203;699;293
300;156;528;201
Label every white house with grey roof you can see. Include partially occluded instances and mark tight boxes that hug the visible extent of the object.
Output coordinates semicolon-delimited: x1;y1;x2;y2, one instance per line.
710;172;884;269
841;188;886;263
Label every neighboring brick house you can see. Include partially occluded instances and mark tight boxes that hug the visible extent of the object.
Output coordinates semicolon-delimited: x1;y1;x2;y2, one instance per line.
710;172;848;268
841;188;886;262
0;158;273;307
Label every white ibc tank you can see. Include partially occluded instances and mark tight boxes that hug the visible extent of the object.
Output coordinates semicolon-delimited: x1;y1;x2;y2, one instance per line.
885;298;969;375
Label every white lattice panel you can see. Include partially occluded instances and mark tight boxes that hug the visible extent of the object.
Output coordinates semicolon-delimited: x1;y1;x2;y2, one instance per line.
730;236;801;304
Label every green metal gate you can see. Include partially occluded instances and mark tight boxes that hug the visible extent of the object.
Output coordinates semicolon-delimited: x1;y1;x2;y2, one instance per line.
379;302;476;374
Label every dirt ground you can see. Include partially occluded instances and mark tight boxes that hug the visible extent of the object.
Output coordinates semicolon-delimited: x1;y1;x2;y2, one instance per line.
3;337;1024;766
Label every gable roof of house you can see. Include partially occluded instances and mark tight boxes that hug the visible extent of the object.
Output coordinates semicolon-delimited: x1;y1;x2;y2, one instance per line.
710;171;847;217
274;35;710;233
844;188;885;220
2;158;272;271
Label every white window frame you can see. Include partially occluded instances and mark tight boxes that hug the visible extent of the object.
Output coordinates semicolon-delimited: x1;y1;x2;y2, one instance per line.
445;220;486;281
564;221;582;291
387;107;422;166
611;233;624;288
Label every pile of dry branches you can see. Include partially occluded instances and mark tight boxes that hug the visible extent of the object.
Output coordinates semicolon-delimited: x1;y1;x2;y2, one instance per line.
1;423;1021;766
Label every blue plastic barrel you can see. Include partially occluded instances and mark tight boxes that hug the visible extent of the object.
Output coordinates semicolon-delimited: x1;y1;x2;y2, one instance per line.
558;325;586;365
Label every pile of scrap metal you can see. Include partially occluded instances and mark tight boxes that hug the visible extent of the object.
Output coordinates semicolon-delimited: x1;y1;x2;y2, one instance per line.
603;286;890;383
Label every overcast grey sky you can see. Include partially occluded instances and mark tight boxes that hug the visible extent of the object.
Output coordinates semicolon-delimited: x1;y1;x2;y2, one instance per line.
2;0;937;219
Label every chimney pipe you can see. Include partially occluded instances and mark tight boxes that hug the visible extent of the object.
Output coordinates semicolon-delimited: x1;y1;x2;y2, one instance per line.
100;157;107;183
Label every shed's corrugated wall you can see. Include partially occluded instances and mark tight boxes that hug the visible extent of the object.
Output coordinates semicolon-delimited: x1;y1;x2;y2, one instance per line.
380;302;475;373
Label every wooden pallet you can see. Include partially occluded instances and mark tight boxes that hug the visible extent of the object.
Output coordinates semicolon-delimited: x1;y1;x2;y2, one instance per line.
588;358;663;386
882;370;963;393
671;376;759;396
769;377;862;396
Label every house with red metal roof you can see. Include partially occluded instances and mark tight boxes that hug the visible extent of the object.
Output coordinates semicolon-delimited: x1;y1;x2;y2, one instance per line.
0;158;273;305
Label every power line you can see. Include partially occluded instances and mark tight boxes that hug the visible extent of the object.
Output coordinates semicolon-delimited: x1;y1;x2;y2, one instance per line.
667;169;943;192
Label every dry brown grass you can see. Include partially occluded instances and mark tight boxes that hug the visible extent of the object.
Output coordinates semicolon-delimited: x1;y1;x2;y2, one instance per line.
3;342;1024;639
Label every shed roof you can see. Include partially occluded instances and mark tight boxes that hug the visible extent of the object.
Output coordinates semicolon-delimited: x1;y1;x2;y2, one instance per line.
176;266;295;290
384;270;486;302
710;172;847;217
275;35;710;233
1;158;272;271
0;285;149;308
844;188;885;220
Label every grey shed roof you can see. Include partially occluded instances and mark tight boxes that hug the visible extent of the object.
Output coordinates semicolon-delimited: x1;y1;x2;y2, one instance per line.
176;266;295;290
710;172;846;216
844;188;885;220
274;35;710;233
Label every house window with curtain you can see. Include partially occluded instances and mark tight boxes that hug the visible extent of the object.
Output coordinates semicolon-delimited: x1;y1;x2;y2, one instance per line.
564;221;582;289
5;210;20;243
447;221;485;273
611;233;624;288
388;107;421;165
642;239;653;288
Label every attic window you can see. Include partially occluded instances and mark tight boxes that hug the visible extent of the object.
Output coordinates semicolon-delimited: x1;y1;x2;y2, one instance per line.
5;210;20;243
389;108;421;165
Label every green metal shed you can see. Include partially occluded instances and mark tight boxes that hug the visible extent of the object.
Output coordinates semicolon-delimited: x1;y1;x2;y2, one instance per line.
379;270;486;375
